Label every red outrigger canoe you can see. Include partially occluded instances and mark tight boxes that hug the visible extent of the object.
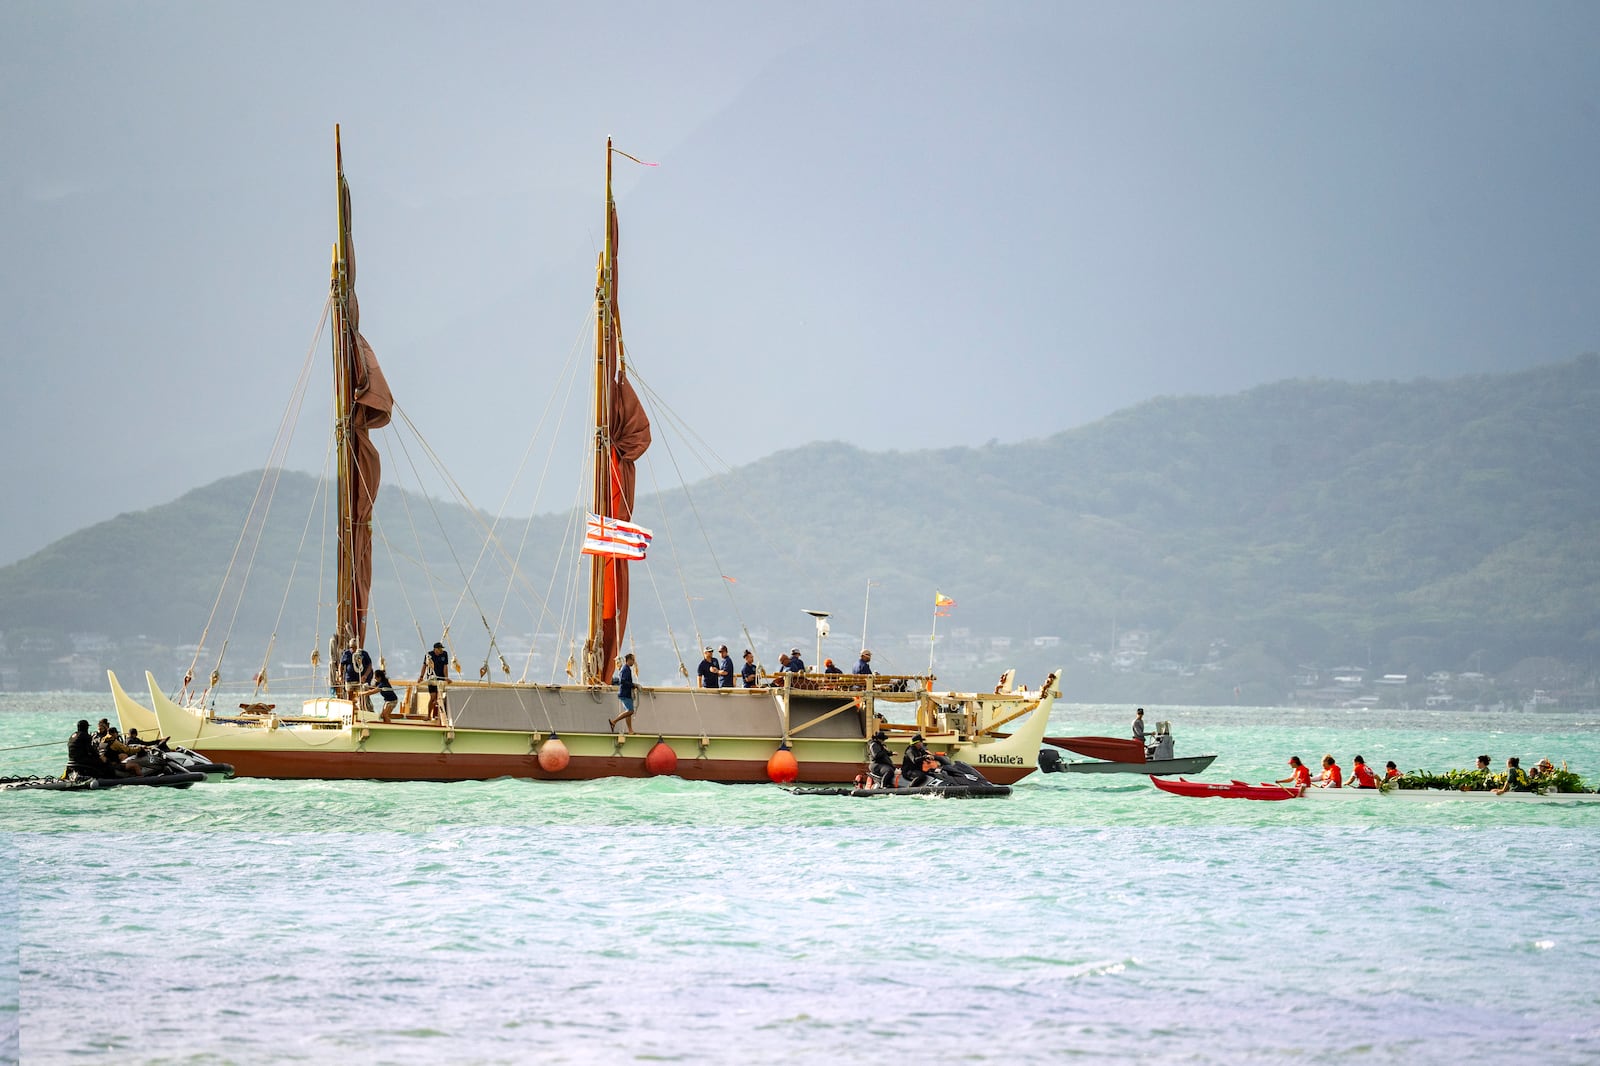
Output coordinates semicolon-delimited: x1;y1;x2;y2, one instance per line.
1150;776;1303;801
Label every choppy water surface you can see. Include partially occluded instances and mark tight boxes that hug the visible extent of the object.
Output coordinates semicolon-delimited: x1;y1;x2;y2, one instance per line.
3;694;1599;1063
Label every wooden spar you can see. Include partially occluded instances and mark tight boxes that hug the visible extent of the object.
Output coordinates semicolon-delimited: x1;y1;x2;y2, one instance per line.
332;124;357;660
584;138;616;683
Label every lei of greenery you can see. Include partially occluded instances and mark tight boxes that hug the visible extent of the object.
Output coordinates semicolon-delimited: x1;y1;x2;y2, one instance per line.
1391;767;1589;793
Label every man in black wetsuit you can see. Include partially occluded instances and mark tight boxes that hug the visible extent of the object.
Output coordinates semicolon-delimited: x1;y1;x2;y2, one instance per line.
868;730;897;788
901;734;932;786
66;719;112;778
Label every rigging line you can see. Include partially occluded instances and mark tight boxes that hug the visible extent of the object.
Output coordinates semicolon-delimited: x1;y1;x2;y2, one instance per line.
631;370;818;592
369;486;427;666
260;428;338;686
491;319;592;635
314;446;332;674
383;403;576;658
381;403;515;639
188;298;331;684
380;411;450;644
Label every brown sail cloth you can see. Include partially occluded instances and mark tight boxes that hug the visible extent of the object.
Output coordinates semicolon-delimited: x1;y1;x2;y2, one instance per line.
338;169;393;646
598;193;652;682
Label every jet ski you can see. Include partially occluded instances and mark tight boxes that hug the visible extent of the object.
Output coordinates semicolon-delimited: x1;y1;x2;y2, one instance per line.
788;755;1011;798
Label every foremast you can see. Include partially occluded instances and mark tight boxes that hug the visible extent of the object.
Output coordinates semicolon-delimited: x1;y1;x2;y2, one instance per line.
330;125;393;677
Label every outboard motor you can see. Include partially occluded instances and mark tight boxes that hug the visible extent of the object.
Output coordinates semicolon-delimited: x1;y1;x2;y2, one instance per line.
1038;748;1064;773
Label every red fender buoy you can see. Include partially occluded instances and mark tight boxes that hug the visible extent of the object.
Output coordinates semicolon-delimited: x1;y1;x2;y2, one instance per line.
537;733;570;773
645;738;678;776
767;743;799;784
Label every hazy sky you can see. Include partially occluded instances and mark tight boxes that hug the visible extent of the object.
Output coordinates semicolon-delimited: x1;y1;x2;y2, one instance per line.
3;0;1598;566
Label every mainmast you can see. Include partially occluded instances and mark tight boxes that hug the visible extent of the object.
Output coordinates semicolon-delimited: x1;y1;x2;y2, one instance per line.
583;139;617;683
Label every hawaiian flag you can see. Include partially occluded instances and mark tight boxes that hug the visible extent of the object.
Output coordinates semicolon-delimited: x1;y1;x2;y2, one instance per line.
582;512;654;560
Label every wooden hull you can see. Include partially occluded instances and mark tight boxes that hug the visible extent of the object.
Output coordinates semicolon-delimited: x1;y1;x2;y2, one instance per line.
120;670;1058;785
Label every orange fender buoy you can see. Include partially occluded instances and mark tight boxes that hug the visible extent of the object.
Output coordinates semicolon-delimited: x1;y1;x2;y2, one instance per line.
767;743;799;784
645;738;678;776
537;733;571;773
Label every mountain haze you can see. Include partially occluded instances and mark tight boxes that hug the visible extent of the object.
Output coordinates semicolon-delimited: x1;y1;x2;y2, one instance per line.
1;359;1596;696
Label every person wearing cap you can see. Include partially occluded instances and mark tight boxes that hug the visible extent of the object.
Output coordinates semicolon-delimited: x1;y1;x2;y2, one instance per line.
740;650;758;688
823;658;842;675
786;649;806;673
717;646;735;689
867;729;897;788
1132;708;1147;744
901;734;932;786
854;649;873;675
610;652;638;732
697;648;720;689
1276;756;1311;788
425;641;451;716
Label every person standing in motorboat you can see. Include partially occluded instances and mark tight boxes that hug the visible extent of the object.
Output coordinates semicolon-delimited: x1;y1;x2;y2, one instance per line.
1132;708;1147;745
867;730;897;789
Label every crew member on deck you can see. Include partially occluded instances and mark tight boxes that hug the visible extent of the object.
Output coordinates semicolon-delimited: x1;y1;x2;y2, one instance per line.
425;641;451;716
786;649;806;673
718;646;735;689
854;650;873;675
697;648;720;689
611;652;638;732
823;659;842;675
373;669;399;722
740;650;758;688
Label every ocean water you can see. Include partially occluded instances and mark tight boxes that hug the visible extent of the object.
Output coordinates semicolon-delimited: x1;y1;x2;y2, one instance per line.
3;693;1599;1064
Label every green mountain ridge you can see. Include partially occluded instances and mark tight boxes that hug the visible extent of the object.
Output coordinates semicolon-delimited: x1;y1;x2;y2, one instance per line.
3;357;1597;698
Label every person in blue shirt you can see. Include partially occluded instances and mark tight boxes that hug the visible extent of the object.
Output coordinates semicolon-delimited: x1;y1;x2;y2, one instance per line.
697;648;720;688
718;646;735;688
854;649;873;674
786;649;806;673
610;652;638;732
740;649;759;688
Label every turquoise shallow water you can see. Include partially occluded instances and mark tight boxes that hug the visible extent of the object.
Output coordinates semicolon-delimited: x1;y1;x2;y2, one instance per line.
3;693;1599;1063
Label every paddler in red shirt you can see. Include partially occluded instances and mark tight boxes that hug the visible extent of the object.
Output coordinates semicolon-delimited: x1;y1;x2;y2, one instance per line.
1319;754;1343;788
1384;761;1401;782
1350;755;1377;789
1276;756;1312;789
